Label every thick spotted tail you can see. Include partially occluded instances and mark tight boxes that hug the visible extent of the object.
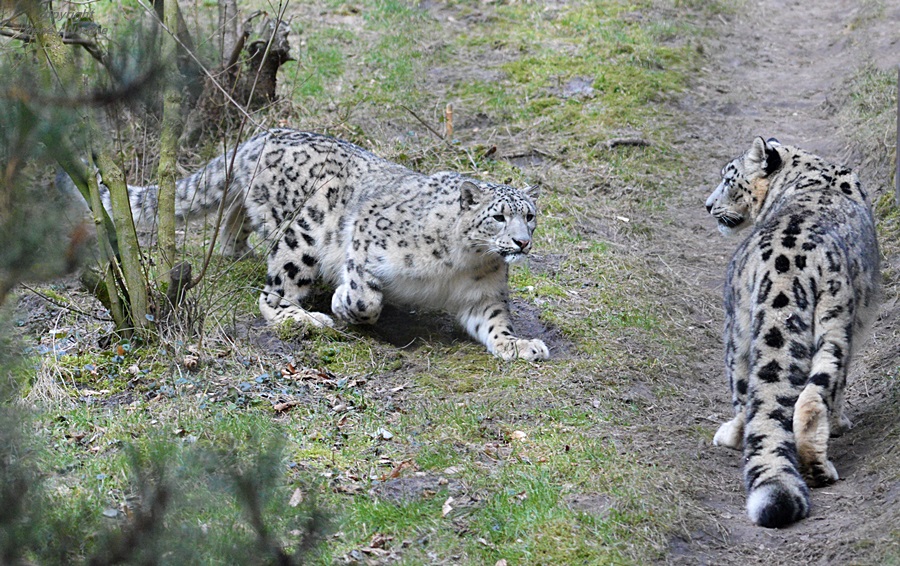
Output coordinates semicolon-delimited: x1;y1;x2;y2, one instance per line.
56;162;229;229
745;466;810;528
741;374;811;528
120;146;247;229
58;134;267;257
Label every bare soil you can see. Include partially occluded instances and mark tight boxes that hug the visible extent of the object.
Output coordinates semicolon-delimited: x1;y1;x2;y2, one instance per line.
651;1;900;563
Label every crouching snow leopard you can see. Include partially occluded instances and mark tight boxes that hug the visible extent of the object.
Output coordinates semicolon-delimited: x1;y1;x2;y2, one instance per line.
705;137;880;528
113;129;549;361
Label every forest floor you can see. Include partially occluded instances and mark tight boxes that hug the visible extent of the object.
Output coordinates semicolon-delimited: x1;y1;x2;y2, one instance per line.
10;0;899;563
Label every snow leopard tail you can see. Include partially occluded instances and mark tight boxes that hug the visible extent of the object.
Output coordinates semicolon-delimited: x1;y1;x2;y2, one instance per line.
742;370;812;528
57;131;271;229
744;467;810;528
119;140;256;229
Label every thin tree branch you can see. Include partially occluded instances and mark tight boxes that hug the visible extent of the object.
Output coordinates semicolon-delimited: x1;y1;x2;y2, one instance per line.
3;65;162;108
0;24;107;65
20;284;115;322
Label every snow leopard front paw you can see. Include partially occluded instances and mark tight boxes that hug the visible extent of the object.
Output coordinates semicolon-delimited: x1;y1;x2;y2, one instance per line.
258;295;334;328
713;416;744;450
494;338;549;361
331;283;383;325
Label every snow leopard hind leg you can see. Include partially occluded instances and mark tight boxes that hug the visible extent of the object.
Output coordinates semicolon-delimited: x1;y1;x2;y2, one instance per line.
258;223;334;328
218;201;254;258
793;287;856;488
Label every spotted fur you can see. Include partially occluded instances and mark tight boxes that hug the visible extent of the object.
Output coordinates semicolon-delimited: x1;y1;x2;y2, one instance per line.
706;137;880;528
115;129;548;361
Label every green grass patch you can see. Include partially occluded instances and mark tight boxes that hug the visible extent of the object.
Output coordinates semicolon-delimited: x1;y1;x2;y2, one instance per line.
11;0;722;562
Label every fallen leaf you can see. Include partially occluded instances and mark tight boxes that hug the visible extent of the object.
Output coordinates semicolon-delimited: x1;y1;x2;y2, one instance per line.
274;400;300;413
381;459;413;481
510;430;527;441
495;560;508;566
369;533;393;549
442;496;454;517
374;427;394;440
443;465;462;475
288;488;304;507
183;354;199;370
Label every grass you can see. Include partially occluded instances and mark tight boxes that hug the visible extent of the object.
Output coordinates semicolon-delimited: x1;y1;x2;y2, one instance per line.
8;0;740;563
834;59;900;566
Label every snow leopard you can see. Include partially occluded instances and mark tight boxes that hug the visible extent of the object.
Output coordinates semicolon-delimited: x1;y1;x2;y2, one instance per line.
706;137;880;528
109;129;549;361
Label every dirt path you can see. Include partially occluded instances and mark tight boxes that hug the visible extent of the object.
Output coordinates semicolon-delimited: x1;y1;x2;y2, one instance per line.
656;1;899;563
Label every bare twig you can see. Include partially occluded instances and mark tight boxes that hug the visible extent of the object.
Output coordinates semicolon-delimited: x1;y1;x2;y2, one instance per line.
603;137;651;150
399;104;455;150
20;284;115;322
445;103;453;139
223;28;249;71
3;66;161;108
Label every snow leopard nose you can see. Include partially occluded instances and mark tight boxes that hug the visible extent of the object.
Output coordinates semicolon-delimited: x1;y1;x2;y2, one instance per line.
706;202;713;213
513;238;531;251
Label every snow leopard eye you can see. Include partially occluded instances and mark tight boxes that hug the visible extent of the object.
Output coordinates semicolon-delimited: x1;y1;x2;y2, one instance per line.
492;214;506;222
526;213;535;222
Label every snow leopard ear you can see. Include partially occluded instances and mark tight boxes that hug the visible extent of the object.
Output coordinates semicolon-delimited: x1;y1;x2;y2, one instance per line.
523;184;541;200
459;181;485;210
747;136;782;176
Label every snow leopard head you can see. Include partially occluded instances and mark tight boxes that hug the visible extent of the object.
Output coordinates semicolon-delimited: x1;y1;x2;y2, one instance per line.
459;180;539;264
706;137;783;235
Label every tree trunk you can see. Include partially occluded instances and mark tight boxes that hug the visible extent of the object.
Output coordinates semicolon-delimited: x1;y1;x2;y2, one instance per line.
24;0;153;336
218;0;240;68
92;146;152;334
157;0;185;276
180;12;292;146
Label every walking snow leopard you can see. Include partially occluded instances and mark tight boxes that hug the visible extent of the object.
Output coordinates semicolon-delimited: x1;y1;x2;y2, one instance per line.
706;137;880;528
109;129;549;361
